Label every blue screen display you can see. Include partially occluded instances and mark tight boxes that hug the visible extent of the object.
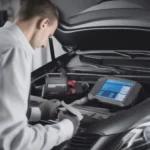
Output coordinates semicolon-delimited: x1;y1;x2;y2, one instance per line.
96;80;133;101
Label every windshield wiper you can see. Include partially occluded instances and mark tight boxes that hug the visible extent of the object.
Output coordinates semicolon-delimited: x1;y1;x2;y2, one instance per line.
68;63;150;75
67;63;125;75
76;50;150;59
110;65;150;74
115;51;150;59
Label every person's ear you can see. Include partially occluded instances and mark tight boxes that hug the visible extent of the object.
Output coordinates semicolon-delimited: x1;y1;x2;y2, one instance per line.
38;18;49;30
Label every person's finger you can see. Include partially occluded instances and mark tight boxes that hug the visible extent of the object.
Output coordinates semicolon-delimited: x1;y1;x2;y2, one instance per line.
30;95;48;102
58;107;67;112
58;111;64;116
51;99;59;103
58;111;64;120
50;100;61;107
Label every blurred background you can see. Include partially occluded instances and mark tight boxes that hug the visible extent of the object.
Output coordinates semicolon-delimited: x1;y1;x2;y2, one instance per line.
0;0;65;71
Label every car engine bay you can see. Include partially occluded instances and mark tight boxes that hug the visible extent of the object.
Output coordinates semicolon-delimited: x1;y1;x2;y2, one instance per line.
30;50;150;150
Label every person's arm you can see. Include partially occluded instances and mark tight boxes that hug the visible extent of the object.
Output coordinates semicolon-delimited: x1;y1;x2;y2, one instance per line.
0;47;74;150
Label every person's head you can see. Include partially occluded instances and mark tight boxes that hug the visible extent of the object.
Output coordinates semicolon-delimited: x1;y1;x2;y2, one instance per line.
15;0;59;49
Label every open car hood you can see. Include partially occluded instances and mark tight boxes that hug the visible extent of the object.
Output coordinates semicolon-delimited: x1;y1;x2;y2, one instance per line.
50;0;150;51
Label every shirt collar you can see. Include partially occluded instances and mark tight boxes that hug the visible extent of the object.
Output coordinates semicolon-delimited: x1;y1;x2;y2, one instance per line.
3;21;35;55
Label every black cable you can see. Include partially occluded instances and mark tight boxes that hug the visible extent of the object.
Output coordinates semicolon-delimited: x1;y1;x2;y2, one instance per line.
49;38;55;61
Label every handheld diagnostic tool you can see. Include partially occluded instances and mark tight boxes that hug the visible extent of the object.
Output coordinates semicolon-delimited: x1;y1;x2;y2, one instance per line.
88;76;142;108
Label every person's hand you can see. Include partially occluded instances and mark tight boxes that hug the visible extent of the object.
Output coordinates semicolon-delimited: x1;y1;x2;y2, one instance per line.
30;95;48;103
58;111;80;135
39;99;61;120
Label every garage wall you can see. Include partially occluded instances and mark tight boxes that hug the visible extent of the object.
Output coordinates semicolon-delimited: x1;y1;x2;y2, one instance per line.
11;0;20;20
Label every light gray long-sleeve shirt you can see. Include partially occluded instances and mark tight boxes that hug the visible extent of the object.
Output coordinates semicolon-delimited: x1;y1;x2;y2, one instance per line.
0;21;74;150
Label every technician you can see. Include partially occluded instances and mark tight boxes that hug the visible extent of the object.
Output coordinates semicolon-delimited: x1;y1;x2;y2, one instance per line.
0;0;80;150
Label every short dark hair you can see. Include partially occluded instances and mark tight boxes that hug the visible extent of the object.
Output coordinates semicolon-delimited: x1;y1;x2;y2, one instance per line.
17;0;59;25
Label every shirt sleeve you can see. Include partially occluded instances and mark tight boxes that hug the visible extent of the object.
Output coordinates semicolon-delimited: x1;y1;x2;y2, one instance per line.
0;47;74;150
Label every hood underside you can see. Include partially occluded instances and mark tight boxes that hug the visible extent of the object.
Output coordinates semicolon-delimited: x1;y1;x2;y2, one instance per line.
50;0;150;50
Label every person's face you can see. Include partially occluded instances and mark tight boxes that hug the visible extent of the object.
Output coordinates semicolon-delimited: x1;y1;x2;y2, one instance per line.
31;18;58;49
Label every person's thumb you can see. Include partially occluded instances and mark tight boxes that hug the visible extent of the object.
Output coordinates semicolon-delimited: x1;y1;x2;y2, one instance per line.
58;111;65;121
55;100;61;107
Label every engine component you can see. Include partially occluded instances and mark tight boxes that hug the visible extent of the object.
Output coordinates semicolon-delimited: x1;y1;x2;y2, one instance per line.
42;76;68;98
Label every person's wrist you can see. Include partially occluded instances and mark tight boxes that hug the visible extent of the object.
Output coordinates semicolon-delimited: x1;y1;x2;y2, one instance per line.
29;107;42;122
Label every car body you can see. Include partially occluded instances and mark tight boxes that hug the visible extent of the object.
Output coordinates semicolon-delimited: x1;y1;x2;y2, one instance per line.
31;1;150;150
